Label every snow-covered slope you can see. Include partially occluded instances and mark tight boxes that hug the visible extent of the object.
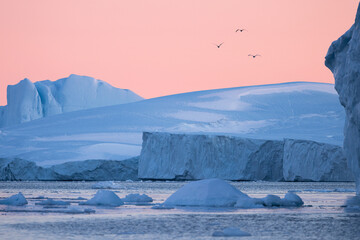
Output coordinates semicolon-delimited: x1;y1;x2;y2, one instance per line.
0;82;345;166
139;132;352;181
0;74;143;127
325;3;360;194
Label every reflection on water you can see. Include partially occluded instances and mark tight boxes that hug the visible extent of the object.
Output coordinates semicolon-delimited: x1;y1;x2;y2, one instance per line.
0;181;359;240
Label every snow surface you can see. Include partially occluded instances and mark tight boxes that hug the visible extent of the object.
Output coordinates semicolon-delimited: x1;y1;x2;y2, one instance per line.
325;3;360;195
122;194;153;203
80;190;124;207
161;179;304;209
0;192;28;206
139;132;352;181
0;82;345;166
0;74;143;127
212;227;251;237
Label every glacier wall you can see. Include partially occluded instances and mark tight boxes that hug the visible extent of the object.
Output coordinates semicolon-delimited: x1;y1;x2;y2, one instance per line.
325;3;360;194
0;74;143;127
139;132;353;181
283;139;353;181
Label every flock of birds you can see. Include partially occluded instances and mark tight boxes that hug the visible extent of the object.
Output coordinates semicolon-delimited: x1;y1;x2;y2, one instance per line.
214;28;261;59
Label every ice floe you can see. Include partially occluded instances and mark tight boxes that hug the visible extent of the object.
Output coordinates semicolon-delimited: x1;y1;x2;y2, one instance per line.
0;192;28;206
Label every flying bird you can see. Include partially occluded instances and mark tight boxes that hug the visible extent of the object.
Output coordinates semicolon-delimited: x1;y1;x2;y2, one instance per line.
236;28;247;32
248;54;261;58
214;42;224;48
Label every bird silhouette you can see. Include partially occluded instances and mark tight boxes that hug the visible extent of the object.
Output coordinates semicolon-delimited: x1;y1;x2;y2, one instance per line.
214;42;224;48
235;28;247;32
248;54;261;58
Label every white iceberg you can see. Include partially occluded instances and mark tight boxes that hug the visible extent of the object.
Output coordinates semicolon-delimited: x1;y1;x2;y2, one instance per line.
212;227;251;237
163;179;249;207
0;74;143;127
122;193;153;203
0;192;28;206
80;190;124;207
161;179;304;209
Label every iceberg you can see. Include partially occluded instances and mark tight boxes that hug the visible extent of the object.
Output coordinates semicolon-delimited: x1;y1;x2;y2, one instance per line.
80;190;124;207
0;192;28;206
0;74;143;127
325;3;360;195
139;132;284;181
122;193;153;203
0;158;138;181
283;139;353;181
139;132;352;182
161;179;304;209
163;179;248;207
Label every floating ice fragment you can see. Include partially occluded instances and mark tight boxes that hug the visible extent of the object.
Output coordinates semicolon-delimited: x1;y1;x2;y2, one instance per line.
212;227;251;237
91;181;121;189
35;198;70;206
122;193;153;203
281;192;304;207
0;192;28;206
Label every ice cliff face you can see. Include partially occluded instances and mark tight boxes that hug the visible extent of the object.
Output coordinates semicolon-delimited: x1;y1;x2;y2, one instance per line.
325;3;360;194
0;74;143;127
139;132;352;181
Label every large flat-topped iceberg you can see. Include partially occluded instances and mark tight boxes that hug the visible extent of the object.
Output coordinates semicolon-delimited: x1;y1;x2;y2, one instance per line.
0;82;345;165
0;74;143;127
139;132;353;181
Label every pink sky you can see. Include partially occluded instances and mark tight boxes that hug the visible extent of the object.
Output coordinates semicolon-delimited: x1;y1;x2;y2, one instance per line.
0;0;358;105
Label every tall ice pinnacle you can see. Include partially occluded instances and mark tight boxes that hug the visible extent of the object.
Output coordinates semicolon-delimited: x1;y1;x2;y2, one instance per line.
325;3;360;195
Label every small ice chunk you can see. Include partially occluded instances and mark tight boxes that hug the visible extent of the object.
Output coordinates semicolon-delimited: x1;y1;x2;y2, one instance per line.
122;193;153;203
262;194;282;207
0;192;28;206
76;197;87;200
334;188;356;193
345;196;360;212
125;179;134;183
212;227;251;237
91;181;121;189
64;207;96;214
35;198;70;206
80;190;124;207
33;196;46;199
281;191;304;207
234;196;264;209
163;179;248;207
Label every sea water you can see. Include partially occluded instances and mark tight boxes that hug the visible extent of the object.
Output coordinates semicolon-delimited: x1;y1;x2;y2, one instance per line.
0;181;359;239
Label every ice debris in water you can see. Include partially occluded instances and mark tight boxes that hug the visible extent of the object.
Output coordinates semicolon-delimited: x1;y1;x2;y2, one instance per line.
122;193;153;202
35;198;70;205
212;227;251;237
162;178;303;208
0;192;28;206
345;196;360;212
80;190;124;207
64;207;96;214
91;181;121;189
